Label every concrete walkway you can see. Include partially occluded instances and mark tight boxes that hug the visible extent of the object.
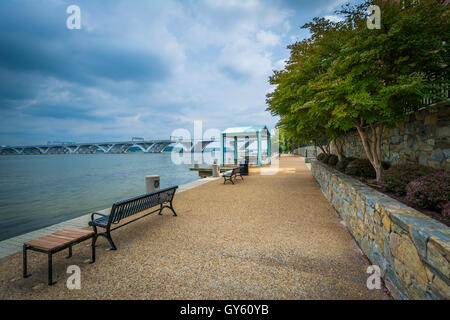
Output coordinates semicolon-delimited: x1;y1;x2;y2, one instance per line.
0;156;389;299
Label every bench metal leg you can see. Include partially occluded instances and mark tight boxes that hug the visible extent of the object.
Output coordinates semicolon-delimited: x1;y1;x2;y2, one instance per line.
169;202;177;216
91;224;116;250
223;177;234;184
66;245;72;259
89;235;96;264
104;230;117;251
23;245;31;278
48;253;56;285
158;203;163;215
91;225;98;247
159;204;178;216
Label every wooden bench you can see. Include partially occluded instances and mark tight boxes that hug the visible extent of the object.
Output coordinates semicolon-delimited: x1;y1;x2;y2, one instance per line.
223;167;244;184
89;186;178;251
23;228;95;285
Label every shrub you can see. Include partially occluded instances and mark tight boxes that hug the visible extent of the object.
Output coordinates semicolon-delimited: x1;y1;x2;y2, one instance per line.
405;171;450;212
381;164;435;196
317;153;326;161
345;159;376;178
327;155;339;166
322;154;332;164
336;157;357;172
442;202;450;218
382;161;391;170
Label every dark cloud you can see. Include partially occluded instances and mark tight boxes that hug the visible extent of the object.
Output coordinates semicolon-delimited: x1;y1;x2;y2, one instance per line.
0;0;357;145
23;101;112;121
0;9;170;85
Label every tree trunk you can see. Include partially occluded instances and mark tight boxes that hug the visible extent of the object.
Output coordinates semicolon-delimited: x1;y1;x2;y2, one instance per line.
333;137;345;162
355;122;385;183
315;139;330;156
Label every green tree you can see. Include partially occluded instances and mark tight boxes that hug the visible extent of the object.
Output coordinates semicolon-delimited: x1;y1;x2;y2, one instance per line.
278;127;300;153
267;18;347;156
267;0;449;182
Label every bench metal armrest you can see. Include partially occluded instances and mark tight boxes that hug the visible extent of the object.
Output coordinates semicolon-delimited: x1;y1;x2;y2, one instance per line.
90;212;108;221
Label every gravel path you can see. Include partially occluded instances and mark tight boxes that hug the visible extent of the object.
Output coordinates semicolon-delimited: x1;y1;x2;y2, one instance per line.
0;156;389;299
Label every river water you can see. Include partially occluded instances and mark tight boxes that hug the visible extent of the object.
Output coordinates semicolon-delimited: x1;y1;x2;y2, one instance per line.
0;153;200;241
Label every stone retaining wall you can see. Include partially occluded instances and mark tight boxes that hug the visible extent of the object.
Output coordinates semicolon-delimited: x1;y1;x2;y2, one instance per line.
330;106;449;170
311;160;450;299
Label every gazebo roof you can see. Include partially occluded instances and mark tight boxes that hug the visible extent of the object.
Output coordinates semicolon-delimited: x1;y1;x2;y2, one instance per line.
222;125;268;135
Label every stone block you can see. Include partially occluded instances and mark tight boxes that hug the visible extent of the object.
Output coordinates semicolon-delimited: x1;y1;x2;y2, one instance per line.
385;266;408;300
410;226;430;260
394;258;411;286
420;144;434;152
418;152;429;166
428;273;450;299
371;241;387;273
389;210;426;231
443;149;450;159
436;126;449;138
435;137;450;149
430;149;445;162
424;114;438;125
428;160;442;169
408;279;428;300
390;135;403;145
389;232;428;291
426;237;450;281
381;212;392;232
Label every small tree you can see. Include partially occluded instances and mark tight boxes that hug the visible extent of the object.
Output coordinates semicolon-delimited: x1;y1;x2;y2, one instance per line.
268;0;449;182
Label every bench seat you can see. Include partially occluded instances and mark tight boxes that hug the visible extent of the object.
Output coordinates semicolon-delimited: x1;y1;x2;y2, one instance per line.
223;167;244;184
90;214;109;228
23;228;95;285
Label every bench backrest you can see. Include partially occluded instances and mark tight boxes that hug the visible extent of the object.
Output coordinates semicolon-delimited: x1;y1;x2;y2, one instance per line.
109;186;178;224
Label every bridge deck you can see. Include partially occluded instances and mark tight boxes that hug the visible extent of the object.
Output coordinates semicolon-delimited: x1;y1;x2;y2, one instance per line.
0;140;214;155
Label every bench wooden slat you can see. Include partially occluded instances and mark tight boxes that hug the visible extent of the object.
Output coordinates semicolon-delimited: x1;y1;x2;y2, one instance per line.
25;229;95;251
25;235;73;251
23;228;96;286
63;228;94;235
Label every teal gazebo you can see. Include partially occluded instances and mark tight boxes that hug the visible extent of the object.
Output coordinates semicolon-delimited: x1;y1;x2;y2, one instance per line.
220;126;271;167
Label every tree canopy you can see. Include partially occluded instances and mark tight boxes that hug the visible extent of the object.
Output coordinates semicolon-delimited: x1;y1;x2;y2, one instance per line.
267;0;449;182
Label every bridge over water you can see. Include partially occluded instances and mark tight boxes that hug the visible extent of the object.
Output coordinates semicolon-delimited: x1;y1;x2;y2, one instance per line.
0;139;215;155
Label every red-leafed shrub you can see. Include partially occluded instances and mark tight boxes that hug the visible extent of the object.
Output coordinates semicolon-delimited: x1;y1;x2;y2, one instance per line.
382;161;391;170
345;159;376;178
381;164;435;196
405;171;450;212
321;154;331;164
317;153;326;161
327;155;339;166
442;202;450;218
336;157;357;172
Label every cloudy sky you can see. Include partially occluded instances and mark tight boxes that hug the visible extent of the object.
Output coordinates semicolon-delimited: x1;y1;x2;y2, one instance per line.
0;0;361;146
